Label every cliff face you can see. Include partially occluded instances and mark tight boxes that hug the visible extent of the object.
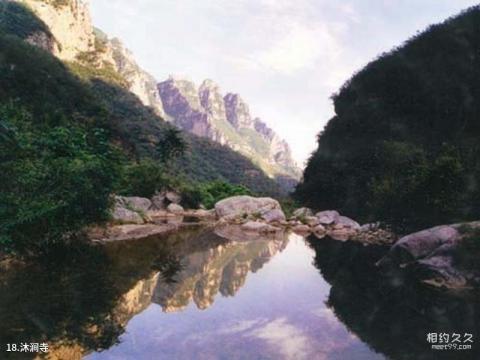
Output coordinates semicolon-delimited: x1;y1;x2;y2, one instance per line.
15;0;166;116
158;77;301;180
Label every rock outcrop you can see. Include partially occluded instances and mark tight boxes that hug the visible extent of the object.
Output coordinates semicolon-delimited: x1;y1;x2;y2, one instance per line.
215;196;283;219
158;77;300;181
15;0;166;117
378;221;480;289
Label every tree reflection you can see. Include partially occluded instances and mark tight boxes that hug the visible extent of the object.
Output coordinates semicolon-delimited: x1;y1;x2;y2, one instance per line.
306;236;479;360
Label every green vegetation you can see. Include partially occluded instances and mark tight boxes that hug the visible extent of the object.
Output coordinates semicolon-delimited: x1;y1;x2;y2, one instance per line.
296;6;480;232
0;103;120;253
0;1;52;39
0;4;284;254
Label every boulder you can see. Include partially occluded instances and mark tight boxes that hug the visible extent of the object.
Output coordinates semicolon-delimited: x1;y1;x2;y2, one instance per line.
111;207;144;225
315;210;339;225
166;191;182;204
215;196;281;219
261;209;286;223
292;207;313;218
115;196;152;213
386;225;460;265
167;203;184;214
335;216;361;230
328;228;356;241
150;193;167;210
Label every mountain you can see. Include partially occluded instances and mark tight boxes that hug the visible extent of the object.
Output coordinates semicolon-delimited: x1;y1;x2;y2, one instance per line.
9;0;298;191
1;0;286;196
159;77;301;181
295;6;480;231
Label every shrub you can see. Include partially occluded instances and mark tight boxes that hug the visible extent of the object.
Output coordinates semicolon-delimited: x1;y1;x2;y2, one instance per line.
0;103;120;253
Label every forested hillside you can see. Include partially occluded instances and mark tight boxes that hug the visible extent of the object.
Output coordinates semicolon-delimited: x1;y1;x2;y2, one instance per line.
296;6;480;231
0;2;282;252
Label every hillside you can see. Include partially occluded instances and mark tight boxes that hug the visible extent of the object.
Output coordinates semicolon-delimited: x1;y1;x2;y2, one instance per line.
296;6;480;231
10;0;299;188
0;0;283;196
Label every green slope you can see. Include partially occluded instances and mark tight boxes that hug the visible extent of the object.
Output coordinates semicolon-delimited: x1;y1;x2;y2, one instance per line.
296;6;480;231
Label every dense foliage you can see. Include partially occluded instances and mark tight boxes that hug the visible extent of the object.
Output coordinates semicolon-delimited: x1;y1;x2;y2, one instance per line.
0;103;119;253
0;4;284;253
296;6;480;231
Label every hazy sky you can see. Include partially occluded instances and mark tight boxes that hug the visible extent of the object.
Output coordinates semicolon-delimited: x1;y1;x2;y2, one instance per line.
91;0;478;166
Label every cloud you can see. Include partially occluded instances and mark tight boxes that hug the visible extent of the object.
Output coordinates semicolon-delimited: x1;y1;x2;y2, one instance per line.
254;22;342;75
248;317;313;360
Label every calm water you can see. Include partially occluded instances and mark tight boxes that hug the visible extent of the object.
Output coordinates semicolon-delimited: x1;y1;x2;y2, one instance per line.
0;226;478;359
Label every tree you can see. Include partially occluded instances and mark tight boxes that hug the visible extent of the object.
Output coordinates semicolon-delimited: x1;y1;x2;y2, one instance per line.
157;127;187;164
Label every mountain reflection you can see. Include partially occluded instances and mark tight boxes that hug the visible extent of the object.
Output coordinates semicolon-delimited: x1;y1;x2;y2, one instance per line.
0;227;288;359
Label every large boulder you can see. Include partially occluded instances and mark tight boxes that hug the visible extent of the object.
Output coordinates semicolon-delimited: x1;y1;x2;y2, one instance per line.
261;209;286;223
215;196;282;219
384;225;460;265
150;193;167;210
165;191;182;204
378;222;480;290
111;207;144;225
335;216;361;230
115;196;152;213
167;203;184;214
315;210;339;225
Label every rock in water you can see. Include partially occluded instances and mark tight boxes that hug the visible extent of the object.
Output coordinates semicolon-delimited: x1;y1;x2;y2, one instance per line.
115;196;152;213
111;207;144;225
261;209;286;223
335;216;361;230
167;203;184;214
215;196;282;218
315;210;340;225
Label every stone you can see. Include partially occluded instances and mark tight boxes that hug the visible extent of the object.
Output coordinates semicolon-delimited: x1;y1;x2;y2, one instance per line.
150;193;167;210
215;196;281;219
387;225;460;264
261;209;286;223
111;207;144;225
116;196;152;213
167;203;184;214
292;207;313;218
315;210;340;225
328;228;356;241
335;216;361;230
165;191;182;204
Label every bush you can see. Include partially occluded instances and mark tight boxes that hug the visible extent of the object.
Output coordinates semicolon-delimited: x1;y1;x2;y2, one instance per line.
0;103;120;253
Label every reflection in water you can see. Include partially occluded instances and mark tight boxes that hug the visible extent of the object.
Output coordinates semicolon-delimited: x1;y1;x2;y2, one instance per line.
307;236;480;360
1;227;478;359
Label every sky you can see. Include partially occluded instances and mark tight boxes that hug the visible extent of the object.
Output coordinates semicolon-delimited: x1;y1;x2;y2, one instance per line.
91;0;479;167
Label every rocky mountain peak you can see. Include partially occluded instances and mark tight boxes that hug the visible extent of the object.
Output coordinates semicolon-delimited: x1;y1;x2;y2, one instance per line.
224;93;254;130
158;78;300;181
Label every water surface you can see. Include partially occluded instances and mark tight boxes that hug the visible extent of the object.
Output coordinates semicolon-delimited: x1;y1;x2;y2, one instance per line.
0;226;478;359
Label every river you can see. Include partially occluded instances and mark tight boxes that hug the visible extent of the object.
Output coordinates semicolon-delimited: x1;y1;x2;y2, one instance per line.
0;226;478;359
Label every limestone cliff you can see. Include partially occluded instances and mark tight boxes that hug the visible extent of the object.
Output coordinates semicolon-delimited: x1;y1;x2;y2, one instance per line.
14;0;166;116
158;77;301;180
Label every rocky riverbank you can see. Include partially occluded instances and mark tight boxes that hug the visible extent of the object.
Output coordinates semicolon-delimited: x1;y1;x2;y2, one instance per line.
94;194;480;292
